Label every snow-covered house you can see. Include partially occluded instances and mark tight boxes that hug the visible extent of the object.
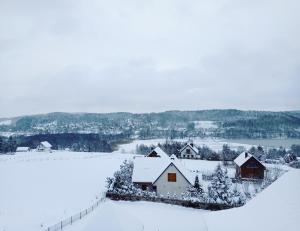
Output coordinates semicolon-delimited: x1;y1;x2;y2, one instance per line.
179;142;199;159
132;155;194;197
146;147;169;159
16;147;31;152
37;141;52;152
234;152;266;179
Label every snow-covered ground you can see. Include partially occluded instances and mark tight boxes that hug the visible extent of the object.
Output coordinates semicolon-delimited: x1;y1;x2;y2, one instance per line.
0;151;298;231
0;151;132;231
0;119;12;126
68;200;209;231
193;120;218;129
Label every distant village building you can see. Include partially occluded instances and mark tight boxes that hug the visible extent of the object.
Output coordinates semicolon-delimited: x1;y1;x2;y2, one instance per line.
234;152;266;179
146;147;169;158
16;147;31;152
37;141;52;152
133;151;194;196
179;142;199;159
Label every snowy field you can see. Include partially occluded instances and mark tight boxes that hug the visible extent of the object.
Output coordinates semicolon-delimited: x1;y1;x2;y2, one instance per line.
0;151;132;231
0;151;299;231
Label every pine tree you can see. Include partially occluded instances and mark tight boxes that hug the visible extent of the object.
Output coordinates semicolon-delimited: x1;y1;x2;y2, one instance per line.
194;175;204;196
208;164;234;204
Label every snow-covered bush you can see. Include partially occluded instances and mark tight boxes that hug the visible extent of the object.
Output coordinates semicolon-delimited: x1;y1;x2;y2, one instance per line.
181;175;207;202
106;160;156;197
283;153;297;163
106;160;137;194
262;165;286;189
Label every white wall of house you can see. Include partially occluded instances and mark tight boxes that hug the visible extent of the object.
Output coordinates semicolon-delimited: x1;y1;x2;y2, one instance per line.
153;164;191;197
37;145;51;152
180;146;198;159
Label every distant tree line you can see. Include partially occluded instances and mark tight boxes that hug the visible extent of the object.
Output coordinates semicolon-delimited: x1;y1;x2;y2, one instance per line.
1;110;300;139
0;132;131;153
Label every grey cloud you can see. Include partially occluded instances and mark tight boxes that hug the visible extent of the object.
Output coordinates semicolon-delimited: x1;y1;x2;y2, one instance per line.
0;0;299;117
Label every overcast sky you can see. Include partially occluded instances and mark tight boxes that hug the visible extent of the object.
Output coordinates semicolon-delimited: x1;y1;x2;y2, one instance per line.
0;0;299;118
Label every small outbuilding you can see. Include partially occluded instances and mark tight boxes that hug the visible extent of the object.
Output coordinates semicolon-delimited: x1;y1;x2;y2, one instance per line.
37;141;52;152
16;147;31;152
234;152;266;179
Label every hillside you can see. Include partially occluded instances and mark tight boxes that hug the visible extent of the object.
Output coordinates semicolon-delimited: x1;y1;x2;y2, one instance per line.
1;110;300;139
205;169;300;231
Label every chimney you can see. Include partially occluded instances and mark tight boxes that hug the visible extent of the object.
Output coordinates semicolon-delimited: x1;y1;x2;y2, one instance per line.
245;152;248;158
190;143;194;147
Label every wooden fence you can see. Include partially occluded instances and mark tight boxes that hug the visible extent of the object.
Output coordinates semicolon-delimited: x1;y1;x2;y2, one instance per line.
43;194;105;231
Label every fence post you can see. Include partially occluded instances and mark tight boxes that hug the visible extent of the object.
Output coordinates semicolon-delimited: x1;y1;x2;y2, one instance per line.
71;216;73;225
61;221;63;229
86;209;88;215
80;212;82;219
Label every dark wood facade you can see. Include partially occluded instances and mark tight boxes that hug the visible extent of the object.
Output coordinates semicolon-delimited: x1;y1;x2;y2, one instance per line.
147;150;159;157
236;156;266;179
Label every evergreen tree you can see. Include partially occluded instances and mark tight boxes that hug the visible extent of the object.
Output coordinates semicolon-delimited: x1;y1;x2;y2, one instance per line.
106;160;136;194
208;164;234;204
222;144;231;165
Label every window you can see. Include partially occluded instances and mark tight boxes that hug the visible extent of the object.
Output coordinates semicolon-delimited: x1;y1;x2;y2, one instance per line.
152;186;157;192
186;148;191;154
168;173;177;182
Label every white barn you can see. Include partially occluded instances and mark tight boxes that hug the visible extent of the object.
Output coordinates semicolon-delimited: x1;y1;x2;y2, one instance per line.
179;142;199;159
132;155;194;197
37;141;52;152
16;147;31;152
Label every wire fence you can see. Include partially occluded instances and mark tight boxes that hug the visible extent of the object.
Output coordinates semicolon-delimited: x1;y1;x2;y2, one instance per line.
43;193;106;231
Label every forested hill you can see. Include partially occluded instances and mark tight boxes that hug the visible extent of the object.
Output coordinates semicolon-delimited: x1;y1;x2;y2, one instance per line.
0;110;300;139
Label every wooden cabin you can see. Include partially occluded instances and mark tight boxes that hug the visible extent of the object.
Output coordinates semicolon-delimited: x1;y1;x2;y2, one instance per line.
234;152;266;179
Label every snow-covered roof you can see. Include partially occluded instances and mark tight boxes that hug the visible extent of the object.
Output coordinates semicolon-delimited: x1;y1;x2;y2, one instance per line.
234;152;253;166
234;152;265;168
179;142;199;154
165;158;195;185
132;155;194;185
132;157;168;183
146;147;169;159
40;141;52;148
170;154;177;160
16;147;30;152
